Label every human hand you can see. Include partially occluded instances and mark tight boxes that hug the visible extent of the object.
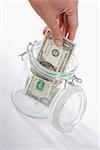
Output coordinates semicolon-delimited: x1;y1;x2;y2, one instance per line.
29;0;78;46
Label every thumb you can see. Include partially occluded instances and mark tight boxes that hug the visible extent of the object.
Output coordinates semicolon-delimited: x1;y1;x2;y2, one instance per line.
47;19;63;47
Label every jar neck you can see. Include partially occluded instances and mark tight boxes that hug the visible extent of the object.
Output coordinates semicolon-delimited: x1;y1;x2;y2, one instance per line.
20;41;77;81
28;54;76;81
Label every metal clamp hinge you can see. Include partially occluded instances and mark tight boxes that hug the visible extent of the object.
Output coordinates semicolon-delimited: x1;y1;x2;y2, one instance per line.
66;75;82;86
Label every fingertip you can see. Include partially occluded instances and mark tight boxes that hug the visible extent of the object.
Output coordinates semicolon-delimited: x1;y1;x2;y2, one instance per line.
51;30;63;47
68;35;74;41
54;39;63;47
67;27;77;41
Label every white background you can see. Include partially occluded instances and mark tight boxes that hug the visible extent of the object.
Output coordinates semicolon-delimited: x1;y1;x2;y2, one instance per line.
0;0;99;150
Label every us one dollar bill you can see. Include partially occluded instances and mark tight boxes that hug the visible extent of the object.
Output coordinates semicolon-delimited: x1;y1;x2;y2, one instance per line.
24;32;75;106
37;31;75;72
24;70;59;106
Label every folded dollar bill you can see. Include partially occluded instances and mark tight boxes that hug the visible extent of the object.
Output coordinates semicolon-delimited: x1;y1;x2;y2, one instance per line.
24;72;59;106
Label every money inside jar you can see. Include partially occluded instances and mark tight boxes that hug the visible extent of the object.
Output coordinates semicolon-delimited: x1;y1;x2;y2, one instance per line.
24;32;75;106
37;31;75;72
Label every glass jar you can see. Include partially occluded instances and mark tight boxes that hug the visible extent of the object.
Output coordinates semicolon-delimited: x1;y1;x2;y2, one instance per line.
11;41;87;133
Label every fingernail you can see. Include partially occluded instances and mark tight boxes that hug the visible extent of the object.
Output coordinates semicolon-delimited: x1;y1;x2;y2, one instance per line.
54;40;62;47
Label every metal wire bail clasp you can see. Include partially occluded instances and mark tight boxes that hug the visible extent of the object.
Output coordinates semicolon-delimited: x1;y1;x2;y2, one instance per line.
67;75;82;86
19;42;33;61
19;51;27;61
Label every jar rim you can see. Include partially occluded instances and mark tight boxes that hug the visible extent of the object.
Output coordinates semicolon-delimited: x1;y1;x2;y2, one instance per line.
27;41;77;80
